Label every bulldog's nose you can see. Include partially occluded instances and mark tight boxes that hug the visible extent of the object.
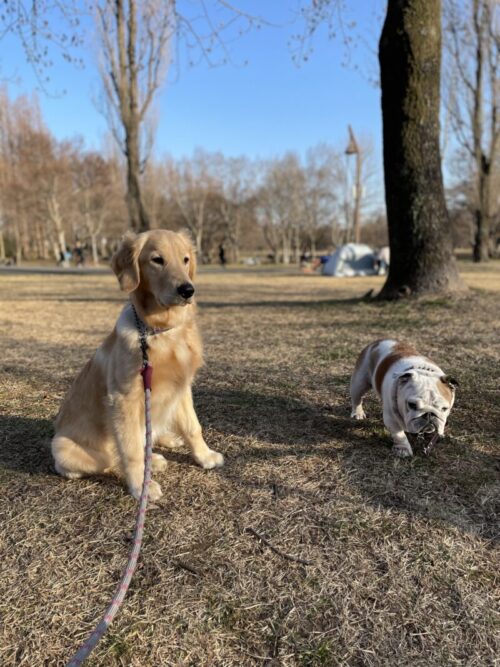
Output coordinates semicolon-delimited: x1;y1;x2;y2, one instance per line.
422;412;437;432
177;282;195;299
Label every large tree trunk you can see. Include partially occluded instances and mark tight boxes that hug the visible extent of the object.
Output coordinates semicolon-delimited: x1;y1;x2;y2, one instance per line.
378;0;465;299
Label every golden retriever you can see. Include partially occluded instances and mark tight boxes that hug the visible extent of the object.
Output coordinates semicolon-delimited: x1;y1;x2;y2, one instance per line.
51;230;223;500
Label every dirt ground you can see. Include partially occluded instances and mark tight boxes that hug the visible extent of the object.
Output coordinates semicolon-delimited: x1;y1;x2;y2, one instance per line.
0;260;499;667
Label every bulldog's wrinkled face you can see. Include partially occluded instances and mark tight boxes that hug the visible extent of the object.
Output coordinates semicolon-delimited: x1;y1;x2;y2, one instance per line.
112;230;196;308
396;371;457;436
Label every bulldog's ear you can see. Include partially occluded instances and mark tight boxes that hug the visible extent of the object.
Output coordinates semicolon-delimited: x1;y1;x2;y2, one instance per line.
441;375;459;390
111;232;146;293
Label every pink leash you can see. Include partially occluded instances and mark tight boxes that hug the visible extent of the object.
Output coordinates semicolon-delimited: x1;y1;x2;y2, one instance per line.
66;362;153;666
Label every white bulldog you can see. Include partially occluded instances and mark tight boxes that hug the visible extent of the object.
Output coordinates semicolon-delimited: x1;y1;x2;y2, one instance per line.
350;339;458;457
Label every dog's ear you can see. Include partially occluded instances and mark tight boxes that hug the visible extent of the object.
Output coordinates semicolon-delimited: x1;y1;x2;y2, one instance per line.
441;375;459;391
178;229;197;280
111;232;145;293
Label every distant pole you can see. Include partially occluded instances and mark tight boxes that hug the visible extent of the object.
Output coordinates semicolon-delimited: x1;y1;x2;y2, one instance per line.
345;125;362;244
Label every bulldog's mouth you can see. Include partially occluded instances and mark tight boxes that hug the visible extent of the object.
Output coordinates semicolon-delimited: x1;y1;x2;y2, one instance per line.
408;414;441;435
406;430;440;456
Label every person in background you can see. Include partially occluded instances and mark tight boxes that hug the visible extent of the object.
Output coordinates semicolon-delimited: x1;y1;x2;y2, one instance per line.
219;243;227;268
74;241;85;267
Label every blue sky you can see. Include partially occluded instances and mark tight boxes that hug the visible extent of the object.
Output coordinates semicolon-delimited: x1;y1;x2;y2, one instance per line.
0;1;384;164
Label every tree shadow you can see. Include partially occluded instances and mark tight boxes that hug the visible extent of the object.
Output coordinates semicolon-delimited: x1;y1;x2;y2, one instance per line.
200;296;368;310
2;383;497;544
193;385;364;448
189;385;500;543
0;295;123;303
0;414;54;475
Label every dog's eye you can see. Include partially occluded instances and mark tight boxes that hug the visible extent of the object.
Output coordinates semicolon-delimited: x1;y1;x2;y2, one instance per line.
441;407;448;412
408;401;418;410
151;256;164;266
183;256;189;265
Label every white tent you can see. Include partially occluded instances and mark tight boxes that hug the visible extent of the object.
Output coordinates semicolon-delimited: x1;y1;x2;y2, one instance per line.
322;243;378;277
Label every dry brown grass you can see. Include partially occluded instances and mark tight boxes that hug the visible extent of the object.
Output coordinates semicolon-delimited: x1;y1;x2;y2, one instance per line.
0;261;499;667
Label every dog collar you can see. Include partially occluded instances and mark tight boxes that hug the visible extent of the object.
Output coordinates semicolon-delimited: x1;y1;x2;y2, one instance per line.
131;304;171;336
131;304;172;367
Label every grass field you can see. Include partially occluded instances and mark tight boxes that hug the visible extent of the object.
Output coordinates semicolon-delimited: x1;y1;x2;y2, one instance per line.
0;261;499;666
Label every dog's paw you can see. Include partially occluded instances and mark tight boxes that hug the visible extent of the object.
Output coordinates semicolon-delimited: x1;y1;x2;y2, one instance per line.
129;479;163;501
155;433;184;449
151;452;167;472
148;480;163;501
196;449;224;470
392;444;413;458
54;462;83;479
351;408;366;420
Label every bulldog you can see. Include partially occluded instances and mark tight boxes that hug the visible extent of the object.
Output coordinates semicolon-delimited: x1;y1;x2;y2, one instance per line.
350;339;457;457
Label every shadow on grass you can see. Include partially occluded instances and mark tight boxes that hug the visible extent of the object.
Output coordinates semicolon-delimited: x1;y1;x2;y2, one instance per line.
191;386;500;543
2;385;498;543
194;385;368;445
0;414;54;475
0;295;123;303
200;297;369;310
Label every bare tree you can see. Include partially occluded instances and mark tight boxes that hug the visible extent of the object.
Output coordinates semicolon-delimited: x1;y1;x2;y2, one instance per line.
302;145;338;254
96;1;261;234
444;0;500;261
209;154;254;263
0;90;61;263
73;153;115;265
96;0;175;233
258;154;305;264
0;2;84;87
166;151;217;257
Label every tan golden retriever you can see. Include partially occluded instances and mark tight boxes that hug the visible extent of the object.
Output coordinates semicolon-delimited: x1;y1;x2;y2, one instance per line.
51;230;223;500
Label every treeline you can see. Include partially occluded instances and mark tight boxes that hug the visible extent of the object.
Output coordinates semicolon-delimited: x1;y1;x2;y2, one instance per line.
0;89;481;265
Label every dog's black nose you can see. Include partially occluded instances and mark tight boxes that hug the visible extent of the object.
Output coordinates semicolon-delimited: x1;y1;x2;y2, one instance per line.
177;282;195;299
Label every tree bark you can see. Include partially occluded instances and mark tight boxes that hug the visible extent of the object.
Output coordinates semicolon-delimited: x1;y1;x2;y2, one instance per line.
470;0;496;262
282;232;291;264
125;130;150;232
378;0;465;299
125;0;149;232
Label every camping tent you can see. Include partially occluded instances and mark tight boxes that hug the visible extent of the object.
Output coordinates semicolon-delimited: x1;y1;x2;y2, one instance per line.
322;243;379;277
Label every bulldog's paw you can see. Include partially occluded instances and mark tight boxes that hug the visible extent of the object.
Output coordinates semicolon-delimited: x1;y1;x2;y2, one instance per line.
151;452;168;472
392;443;413;458
351;407;366;420
196;449;224;470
